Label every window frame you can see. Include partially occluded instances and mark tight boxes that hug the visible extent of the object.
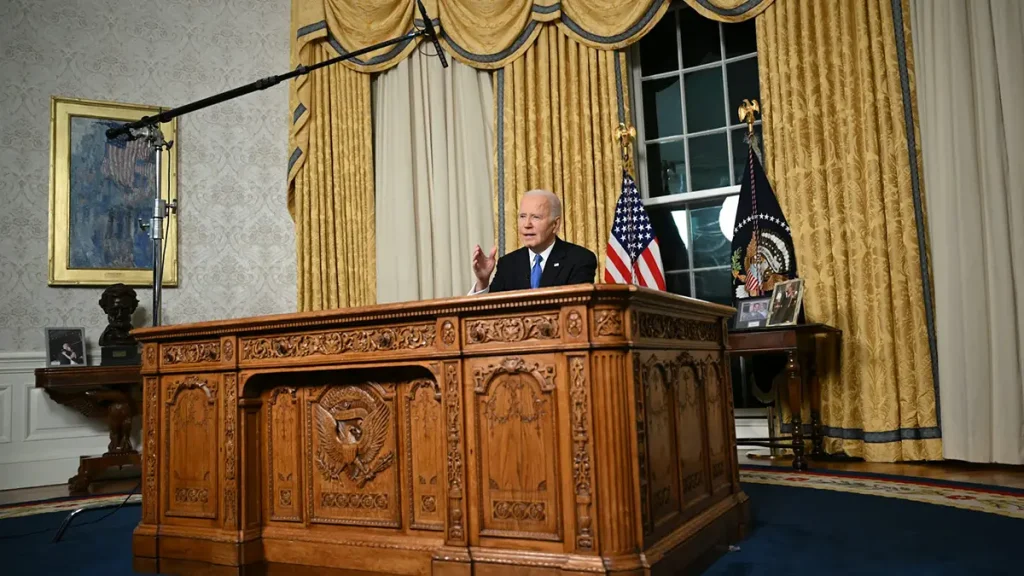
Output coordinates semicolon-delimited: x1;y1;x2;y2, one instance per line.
628;2;761;301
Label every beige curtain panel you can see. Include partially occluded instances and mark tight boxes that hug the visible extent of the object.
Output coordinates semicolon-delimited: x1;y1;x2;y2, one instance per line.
373;49;495;303
912;0;1024;465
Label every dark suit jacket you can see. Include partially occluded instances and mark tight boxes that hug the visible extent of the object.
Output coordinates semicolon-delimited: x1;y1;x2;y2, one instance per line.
488;237;598;293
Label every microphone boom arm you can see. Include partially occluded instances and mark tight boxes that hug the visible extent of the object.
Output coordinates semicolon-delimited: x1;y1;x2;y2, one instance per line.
106;27;431;140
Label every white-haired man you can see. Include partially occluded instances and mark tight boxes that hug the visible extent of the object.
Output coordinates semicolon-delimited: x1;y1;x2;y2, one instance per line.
471;189;597;294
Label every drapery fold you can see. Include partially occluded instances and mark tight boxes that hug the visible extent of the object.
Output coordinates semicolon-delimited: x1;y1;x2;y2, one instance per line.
911;0;1024;464
494;26;628;265
291;42;376;311
372;49;495;303
757;0;942;461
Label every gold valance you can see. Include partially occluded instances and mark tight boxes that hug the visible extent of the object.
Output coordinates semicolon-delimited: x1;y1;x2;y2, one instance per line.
288;0;672;187
290;0;672;74
681;0;775;23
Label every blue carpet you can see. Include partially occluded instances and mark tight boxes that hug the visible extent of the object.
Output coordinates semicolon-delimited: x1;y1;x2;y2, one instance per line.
1;483;1020;575
704;483;1022;576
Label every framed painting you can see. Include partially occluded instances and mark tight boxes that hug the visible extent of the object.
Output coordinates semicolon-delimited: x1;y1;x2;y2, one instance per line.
48;96;178;286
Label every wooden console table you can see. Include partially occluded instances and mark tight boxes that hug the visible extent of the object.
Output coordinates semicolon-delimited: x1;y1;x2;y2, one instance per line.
34;364;143;493
728;323;842;470
130;285;748;576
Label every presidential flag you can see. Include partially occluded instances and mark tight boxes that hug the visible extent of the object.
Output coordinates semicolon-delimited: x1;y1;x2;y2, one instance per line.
730;136;797;298
604;169;666;290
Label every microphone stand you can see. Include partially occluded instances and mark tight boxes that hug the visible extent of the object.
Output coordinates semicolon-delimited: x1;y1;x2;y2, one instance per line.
107;16;443;327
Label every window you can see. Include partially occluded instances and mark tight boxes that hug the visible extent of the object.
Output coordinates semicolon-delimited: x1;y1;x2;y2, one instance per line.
631;3;761;307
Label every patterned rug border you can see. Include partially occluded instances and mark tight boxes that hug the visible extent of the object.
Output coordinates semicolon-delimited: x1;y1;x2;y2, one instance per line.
738;464;1024;496
739;468;1024;519
0;494;140;520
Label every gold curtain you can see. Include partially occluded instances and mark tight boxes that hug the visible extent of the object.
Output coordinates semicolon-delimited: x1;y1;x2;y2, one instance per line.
494;26;629;264
757;0;941;461
290;42;376;311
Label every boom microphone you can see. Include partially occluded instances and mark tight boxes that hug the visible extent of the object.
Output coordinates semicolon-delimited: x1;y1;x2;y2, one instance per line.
417;0;448;68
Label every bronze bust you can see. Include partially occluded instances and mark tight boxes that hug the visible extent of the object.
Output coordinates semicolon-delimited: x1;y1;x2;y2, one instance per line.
99;283;139;349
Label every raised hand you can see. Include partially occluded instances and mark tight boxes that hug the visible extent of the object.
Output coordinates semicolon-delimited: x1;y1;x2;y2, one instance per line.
472;244;497;291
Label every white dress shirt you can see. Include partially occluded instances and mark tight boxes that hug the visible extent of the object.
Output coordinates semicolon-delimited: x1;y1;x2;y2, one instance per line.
469;242;555;295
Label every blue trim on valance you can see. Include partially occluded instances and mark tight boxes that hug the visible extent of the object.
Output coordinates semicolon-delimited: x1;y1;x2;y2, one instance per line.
297;21;327;39
693;0;768;17
560;0;667;44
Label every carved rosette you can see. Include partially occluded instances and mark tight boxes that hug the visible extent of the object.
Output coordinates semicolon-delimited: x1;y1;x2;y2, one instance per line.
633;353;651;535
566;310;583;338
143;344;157;370
143;377;159;523
634;312;721;342
444;362;465;542
441;321;456;346
465;314;560;344
594;310;624;336
162;341;221;366
241;324;435;360
569;356;594;550
492;500;546;521
224;374;238;528
472;357;557;393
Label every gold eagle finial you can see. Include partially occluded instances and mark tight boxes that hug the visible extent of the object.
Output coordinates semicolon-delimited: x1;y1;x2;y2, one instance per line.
738;99;760;135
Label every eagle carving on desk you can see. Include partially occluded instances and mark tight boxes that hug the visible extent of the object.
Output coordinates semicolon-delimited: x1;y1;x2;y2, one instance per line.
313;389;394;488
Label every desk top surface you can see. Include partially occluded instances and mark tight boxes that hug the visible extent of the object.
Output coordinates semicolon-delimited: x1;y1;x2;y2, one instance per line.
730;322;841;336
35;364;142;388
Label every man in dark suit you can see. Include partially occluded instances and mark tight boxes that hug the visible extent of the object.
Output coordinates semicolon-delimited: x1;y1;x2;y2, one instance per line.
470;189;597;294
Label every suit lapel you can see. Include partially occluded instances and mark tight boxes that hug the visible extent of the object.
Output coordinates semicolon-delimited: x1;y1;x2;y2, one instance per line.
515;248;532;290
539;238;566;288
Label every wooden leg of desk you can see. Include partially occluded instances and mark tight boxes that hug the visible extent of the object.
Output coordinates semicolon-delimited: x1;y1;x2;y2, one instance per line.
786;349;807;470
808;343;824;458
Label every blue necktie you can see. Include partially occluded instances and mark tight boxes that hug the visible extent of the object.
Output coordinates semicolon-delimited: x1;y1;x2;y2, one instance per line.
530;253;543;289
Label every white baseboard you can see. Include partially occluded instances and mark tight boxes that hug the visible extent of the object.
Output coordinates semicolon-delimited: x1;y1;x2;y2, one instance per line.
0;351;110;490
735;417;769;440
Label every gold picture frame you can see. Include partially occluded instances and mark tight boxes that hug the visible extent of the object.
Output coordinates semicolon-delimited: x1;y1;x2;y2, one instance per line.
48;96;178;286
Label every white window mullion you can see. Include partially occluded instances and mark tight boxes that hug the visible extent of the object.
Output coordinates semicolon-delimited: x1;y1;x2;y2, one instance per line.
718;22;737;186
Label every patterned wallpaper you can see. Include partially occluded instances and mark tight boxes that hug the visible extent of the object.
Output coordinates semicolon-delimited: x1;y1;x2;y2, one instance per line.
0;0;296;353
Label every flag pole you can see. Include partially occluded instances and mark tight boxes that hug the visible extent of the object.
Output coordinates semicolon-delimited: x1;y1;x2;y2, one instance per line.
615;123;638;285
738;100;762;296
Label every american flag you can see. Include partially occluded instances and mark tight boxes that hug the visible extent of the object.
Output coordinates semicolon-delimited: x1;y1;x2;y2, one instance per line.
101;132;154;189
603;170;666;290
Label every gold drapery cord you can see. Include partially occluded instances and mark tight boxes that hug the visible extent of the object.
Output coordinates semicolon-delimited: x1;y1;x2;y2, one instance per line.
757;0;941;461
291;41;376;311
494;26;629;268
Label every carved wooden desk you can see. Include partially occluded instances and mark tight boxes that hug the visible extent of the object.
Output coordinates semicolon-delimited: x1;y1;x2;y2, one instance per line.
131;285;748;576
728;323;842;470
34;365;143;493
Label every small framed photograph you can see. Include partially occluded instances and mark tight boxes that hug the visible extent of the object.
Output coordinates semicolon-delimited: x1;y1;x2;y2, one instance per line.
45;327;88;367
767;279;805;326
733;296;772;329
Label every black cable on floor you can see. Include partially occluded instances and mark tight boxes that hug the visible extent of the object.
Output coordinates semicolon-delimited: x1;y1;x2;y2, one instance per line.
0;482;140;541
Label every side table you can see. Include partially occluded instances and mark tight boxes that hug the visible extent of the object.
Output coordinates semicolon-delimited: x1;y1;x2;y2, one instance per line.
34;365;143;493
728;323;842;470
